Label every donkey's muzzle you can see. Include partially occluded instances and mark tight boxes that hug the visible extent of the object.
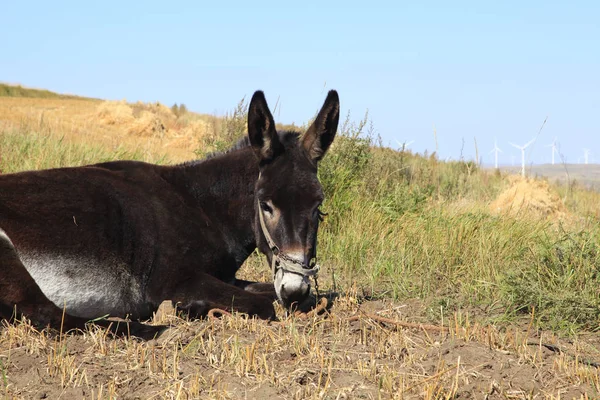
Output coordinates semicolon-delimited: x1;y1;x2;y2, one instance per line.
280;281;310;308
274;269;311;308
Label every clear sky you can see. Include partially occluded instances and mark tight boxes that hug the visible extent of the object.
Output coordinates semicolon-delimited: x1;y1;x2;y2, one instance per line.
1;1;598;165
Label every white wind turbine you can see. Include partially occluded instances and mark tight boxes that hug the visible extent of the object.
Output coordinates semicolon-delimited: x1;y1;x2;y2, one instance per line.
509;138;535;177
546;137;558;165
489;138;503;169
395;140;414;152
583;148;591;164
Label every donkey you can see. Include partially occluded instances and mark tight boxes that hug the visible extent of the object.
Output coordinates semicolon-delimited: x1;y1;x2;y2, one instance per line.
0;89;340;336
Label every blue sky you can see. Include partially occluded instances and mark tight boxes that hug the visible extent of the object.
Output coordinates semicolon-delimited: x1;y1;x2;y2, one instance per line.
1;1;598;165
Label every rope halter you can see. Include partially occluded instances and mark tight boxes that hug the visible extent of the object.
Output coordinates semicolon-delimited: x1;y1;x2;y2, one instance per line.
257;200;320;281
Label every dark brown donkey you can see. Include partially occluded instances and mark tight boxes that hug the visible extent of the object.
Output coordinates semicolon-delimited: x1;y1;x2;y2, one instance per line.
0;90;340;338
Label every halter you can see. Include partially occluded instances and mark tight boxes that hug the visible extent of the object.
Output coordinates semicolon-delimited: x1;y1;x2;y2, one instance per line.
257;198;321;280
256;174;321;282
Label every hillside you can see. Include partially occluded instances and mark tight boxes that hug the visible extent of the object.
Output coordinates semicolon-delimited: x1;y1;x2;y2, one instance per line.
0;88;222;164
1;84;600;398
0;83;96;100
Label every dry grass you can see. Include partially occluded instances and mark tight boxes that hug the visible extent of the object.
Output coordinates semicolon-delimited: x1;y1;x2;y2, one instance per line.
489;175;571;222
1;290;598;399
0;97;217;164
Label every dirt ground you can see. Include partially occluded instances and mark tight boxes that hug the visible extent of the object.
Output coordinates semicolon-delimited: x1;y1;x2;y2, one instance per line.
1;290;598;399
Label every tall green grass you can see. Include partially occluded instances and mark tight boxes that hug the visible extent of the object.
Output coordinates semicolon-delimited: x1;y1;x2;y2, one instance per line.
315;113;600;333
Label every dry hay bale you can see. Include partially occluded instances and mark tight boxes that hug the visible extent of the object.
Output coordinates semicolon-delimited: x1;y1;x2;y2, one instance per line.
94;99;221;148
126;110;168;137
179;119;213;139
152;102;177;121
489;175;570;221
95;100;134;125
131;101;176;123
160;118;218;152
96;100;176;138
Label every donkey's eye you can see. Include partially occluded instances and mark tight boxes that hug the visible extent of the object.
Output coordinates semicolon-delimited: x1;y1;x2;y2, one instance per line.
316;207;328;222
260;201;273;214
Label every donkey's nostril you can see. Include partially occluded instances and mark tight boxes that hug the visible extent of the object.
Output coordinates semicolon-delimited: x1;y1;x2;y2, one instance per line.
280;283;310;308
277;269;311;308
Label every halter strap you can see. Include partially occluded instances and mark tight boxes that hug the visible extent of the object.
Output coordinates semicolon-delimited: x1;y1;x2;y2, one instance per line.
257;198;320;279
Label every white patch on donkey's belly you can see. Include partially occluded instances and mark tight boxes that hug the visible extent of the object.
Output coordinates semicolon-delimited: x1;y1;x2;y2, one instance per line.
20;252;145;320
0;228;14;248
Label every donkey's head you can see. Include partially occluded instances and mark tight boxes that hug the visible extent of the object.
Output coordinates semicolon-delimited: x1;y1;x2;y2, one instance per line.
248;90;340;308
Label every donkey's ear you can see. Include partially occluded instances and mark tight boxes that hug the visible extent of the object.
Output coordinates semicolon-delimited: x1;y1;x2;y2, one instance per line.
301;90;340;162
248;90;283;163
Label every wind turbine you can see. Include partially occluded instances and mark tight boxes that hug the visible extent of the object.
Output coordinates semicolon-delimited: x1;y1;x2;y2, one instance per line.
395;140;414;152
489;139;503;169
545;137;558;165
509;138;535;177
583;148;591;165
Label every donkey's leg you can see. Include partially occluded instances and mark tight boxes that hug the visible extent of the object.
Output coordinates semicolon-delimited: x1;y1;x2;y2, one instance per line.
171;273;276;320
233;279;277;300
0;229;166;340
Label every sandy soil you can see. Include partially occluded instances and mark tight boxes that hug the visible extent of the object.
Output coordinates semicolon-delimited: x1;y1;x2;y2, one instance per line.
1;293;598;399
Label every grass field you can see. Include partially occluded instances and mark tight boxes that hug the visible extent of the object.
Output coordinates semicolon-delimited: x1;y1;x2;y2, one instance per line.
1;85;599;399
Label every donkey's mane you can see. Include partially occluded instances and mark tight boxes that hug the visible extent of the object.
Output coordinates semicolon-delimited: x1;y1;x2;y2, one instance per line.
177;130;302;168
